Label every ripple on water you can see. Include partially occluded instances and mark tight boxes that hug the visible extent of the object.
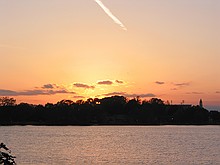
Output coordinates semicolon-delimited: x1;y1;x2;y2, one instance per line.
0;125;219;164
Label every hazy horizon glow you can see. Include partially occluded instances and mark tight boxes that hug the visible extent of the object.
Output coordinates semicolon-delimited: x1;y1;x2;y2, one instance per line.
0;0;219;110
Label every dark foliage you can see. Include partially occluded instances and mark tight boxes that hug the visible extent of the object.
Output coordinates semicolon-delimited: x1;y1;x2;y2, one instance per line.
0;97;16;106
0;143;16;165
0;96;219;125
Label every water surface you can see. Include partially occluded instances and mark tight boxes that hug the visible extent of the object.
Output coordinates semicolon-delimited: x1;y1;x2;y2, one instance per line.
0;126;219;164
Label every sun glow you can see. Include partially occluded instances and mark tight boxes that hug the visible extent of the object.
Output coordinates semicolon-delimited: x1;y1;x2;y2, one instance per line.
0;1;219;109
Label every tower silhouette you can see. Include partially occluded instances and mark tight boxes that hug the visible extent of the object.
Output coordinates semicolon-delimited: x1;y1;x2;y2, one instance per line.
199;99;203;108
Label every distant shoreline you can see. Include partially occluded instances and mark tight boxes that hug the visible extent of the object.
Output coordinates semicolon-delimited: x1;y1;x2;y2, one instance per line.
1;123;220;126
1;96;220;126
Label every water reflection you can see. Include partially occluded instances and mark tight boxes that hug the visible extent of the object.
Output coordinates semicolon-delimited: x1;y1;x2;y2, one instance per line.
0;126;219;164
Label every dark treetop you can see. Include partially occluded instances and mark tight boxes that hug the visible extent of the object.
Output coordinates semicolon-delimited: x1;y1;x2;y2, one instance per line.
0;96;219;125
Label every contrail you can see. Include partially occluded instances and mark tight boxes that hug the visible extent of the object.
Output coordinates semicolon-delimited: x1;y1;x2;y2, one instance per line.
94;0;127;31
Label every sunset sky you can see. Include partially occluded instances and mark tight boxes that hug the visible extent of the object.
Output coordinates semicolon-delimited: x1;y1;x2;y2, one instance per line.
0;0;219;110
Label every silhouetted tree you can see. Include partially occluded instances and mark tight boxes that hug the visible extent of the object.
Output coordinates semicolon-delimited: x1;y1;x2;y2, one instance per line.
100;96;126;115
126;98;141;113
0;97;16;106
209;111;220;123
57;99;74;106
0;96;217;125
45;103;54;109
147;98;164;105
0;143;16;165
76;99;84;105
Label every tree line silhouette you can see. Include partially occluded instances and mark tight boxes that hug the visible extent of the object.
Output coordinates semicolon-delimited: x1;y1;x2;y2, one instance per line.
0;96;219;125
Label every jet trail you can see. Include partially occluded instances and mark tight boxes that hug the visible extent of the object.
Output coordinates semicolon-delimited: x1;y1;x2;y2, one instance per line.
94;0;127;31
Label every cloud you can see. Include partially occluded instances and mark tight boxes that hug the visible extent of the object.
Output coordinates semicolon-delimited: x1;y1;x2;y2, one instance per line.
97;80;113;85
115;80;124;84
0;89;75;96
171;88;178;90
103;92;126;96
103;92;155;98
73;83;95;89
48;90;75;95
0;89;17;96
155;81;165;85
42;84;54;89
125;93;156;98
186;92;204;95
170;82;190;90
94;0;127;31
174;82;190;87
216;91;220;94
72;96;85;99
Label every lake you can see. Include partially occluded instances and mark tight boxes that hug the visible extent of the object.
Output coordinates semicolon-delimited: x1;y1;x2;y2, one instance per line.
0;126;219;164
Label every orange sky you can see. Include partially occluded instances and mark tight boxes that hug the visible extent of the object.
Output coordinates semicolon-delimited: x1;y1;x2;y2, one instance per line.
0;0;220;110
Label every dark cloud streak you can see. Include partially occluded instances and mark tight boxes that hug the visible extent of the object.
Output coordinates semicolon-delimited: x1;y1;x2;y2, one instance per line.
174;82;190;87
97;80;113;85
73;83;95;89
115;80;124;84
42;84;54;89
125;93;156;98
103;92;155;98
72;95;85;99
0;89;17;96
0;89;75;96
155;81;165;85
186;92;203;94
103;92;126;96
